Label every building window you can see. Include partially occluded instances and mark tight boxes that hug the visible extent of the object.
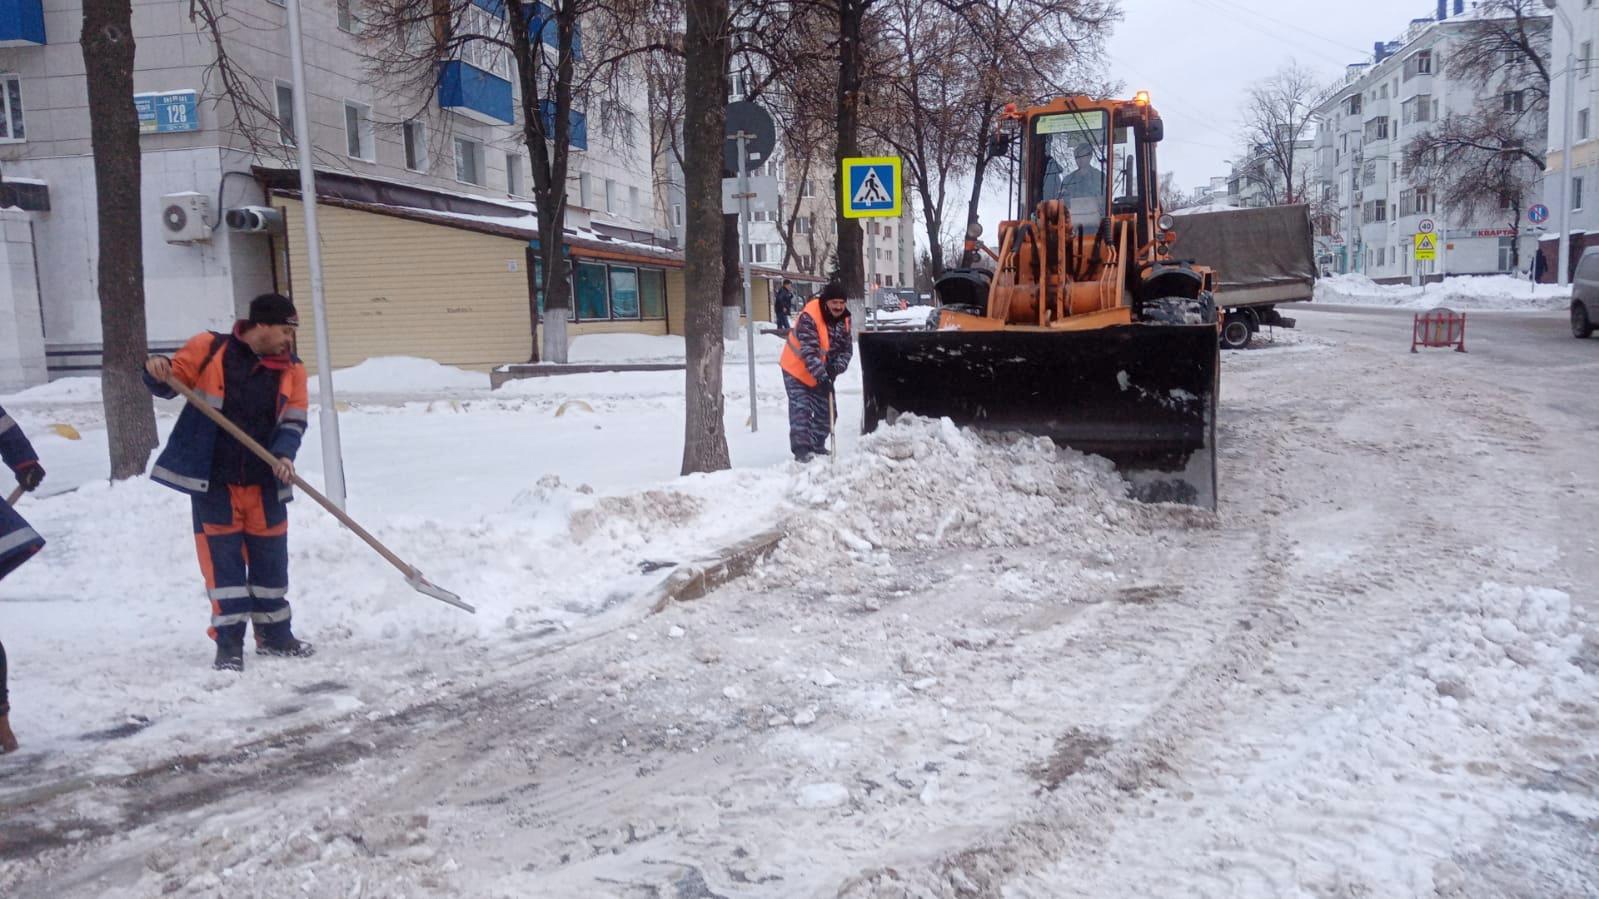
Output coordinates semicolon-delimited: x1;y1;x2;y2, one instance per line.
672;203;683;227
1405;50;1432;78
1498;237;1516;271
801;254;814;271
460;3;511;78
800;177;814;198
0;75;24;142
1574;176;1585;211
575;262;609;318
337;0;358;32
1363;199;1387;223
1347;94;1362;115
640;268;666;318
579;172;595;208
275;82;295;145
629;186;640;219
1583;109;1592;141
454;136;484;184
883;225;893;239
1503;90;1524;113
1402;94;1432;125
1364;117;1389;141
403;120;427;171
1584;41;1594;77
751;243;768;263
795;215;811;234
604;179;616;214
344;101;374;161
507;152;524;196
608;266;640;318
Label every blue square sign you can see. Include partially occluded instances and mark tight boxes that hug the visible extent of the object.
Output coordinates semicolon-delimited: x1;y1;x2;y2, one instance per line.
841;157;902;219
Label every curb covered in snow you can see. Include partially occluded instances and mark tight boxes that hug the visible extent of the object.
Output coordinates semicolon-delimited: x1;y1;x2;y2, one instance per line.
647;526;787;613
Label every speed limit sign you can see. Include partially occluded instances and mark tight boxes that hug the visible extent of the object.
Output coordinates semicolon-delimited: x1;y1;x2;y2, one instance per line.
1418;218;1436;234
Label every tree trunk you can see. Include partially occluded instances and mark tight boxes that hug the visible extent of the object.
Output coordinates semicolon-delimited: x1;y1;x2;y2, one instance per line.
722;212;742;340
681;0;731;475
834;0;865;311
82;0;158;480
960;111;997;268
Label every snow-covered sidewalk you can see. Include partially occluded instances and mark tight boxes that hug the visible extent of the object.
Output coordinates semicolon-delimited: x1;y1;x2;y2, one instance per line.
0;332;851;781
1315;272;1569;311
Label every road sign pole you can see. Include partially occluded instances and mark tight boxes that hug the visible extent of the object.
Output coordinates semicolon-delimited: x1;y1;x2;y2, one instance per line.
286;0;346;510
868;223;878;329
735;132;758;433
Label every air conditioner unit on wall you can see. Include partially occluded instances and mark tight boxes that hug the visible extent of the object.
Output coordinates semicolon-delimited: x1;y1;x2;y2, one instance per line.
160;192;213;244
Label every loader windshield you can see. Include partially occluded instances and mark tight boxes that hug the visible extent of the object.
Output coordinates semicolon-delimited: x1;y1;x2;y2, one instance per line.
1035;110;1109;231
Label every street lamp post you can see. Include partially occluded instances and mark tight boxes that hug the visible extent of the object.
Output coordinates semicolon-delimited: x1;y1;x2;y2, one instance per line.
1547;0;1576;287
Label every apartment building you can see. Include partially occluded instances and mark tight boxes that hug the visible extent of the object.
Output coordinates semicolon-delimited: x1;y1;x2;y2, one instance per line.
1541;0;1599;280
0;0;666;389
1308;0;1547;280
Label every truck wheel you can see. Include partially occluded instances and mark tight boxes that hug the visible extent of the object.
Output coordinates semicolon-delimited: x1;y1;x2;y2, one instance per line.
1220;316;1252;350
1573;302;1594;339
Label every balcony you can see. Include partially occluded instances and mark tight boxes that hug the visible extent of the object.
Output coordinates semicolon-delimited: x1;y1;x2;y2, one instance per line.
438;60;513;125
0;0;46;46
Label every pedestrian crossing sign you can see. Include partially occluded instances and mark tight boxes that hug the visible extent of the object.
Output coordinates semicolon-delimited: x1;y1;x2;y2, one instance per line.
1414;232;1437;261
841;157;902;219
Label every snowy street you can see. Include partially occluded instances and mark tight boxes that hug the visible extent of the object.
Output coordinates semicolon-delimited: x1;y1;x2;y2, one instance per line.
2;306;1598;897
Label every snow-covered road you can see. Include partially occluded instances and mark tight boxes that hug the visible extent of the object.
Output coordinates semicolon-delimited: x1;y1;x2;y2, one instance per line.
3;310;1598;898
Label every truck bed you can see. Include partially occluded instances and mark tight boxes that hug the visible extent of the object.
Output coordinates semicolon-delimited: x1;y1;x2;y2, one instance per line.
1170;204;1318;309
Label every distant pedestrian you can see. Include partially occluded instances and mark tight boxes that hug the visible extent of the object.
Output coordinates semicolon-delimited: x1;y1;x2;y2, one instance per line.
0;404;47;753
1532;246;1549;282
779;282;853;462
143;293;316;672
774;279;797;331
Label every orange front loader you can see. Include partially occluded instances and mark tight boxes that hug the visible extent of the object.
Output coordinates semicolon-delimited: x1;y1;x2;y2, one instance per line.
859;94;1222;508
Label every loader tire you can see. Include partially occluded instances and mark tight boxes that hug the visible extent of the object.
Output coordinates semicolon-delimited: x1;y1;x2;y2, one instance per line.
1141;292;1216;326
1572;301;1594;339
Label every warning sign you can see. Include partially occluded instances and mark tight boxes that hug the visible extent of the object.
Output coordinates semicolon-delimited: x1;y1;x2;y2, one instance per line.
841;156;902;219
1414;232;1438;261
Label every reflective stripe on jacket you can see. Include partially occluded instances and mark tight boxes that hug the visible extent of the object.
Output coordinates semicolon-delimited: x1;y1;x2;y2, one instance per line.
780;299;851;387
143;331;310;501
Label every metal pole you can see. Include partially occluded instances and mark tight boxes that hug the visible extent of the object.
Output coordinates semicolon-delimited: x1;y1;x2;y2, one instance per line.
1557;5;1577;288
285;0;347;509
868;223;878;329
735;133;758;432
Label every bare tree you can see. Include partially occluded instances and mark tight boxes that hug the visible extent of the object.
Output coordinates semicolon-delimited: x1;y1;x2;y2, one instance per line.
679;0;734;474
82;0;159;479
362;0;658;363
1239;61;1320;206
1158;172;1200;211
951;0;1119;266
1403;0;1550;272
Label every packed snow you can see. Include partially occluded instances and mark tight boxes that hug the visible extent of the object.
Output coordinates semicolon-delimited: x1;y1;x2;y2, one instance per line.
3;315;1597;898
1316;272;1570;311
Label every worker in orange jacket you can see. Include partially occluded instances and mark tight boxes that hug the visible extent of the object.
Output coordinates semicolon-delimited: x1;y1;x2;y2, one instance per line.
779;282;853;462
143;294;314;672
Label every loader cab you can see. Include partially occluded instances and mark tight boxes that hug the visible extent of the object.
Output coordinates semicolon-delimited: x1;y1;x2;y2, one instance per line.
1032;108;1111;233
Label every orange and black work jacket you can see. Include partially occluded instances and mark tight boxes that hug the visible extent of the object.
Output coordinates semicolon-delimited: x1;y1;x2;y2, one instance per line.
779;299;853;388
142;328;310;501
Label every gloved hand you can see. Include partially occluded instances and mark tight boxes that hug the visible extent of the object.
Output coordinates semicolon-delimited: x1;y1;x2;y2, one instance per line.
14;461;44;492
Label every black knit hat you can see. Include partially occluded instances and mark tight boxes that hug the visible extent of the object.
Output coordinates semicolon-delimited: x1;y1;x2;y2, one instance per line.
820;282;848;301
249;293;299;326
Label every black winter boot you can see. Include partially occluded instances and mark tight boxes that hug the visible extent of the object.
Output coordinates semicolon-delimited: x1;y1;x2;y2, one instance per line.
256;637;315;658
214;642;245;672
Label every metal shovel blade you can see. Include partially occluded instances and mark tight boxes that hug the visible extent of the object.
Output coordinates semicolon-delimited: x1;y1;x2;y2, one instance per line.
406;572;475;614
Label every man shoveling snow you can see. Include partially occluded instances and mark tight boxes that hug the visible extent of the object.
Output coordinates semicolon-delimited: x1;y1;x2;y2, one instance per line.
143;293;317;672
0;402;47;753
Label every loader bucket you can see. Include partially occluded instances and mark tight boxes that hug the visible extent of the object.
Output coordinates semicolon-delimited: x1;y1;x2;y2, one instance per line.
858;325;1220;509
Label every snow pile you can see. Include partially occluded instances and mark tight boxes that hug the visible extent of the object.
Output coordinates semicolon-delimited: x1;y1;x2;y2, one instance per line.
0;376;102;404
324;356;487;393
1316;273;1568;311
566;330;787;364
780;416;1142;563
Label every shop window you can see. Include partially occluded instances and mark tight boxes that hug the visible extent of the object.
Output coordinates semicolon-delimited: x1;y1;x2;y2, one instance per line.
640;269;666;318
575;262;609;318
609;267;640;318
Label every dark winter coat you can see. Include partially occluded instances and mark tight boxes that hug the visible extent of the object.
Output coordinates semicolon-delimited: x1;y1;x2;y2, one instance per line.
0;404;44;582
142;329;309;501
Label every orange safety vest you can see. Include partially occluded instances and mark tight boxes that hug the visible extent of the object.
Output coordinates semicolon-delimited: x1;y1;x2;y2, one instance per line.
779;299;845;387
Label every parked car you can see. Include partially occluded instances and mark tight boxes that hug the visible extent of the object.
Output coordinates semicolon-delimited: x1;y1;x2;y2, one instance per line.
1572;247;1599;338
